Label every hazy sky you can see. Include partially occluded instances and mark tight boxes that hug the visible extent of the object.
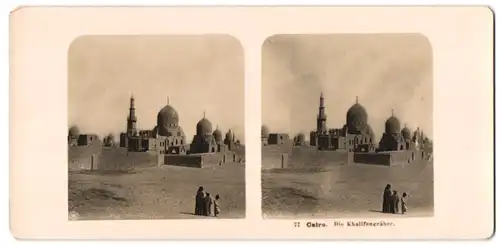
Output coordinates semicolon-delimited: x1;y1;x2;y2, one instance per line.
262;34;433;141
68;35;245;143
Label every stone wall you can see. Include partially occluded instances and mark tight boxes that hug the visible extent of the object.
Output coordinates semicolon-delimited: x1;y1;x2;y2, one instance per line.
352;151;426;166
289;147;348;168
68;144;102;171
262;144;348;169
165;154;203;168
68;146;157;171
164;151;239;168
353;152;392;166
262;143;293;169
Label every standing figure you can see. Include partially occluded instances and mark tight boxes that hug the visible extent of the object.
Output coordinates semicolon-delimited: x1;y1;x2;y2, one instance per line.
382;184;392;213
392;190;400;214
204;192;213;216
401;192;408;214
195;186;204;215
214;194;221;217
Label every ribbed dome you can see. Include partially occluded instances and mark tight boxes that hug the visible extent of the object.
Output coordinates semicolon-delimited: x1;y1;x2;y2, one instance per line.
346;102;368;134
385;116;401;135
261;125;270;138
401;125;411;140
213;126;222;142
68;125;80;137
196;117;212;136
157;105;180;136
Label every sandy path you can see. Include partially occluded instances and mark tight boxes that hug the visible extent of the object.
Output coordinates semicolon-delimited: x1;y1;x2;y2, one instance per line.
262;161;433;217
69;164;246;220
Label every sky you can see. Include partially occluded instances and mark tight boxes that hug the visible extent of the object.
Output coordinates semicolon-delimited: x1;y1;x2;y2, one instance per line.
262;33;433;141
68;35;245;143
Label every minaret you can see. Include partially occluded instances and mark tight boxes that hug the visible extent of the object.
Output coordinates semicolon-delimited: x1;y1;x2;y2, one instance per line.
127;94;137;136
317;92;327;134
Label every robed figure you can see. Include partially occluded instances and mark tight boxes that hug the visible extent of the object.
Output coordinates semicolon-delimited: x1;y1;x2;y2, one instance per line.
195;186;205;215
391;190;400;214
204;192;213;216
382;184;392;213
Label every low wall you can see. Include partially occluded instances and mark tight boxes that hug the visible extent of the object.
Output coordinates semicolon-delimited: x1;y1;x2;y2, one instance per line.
262;145;348;169
290;147;348;168
164;151;239;168
352;151;425;166
353;152;392;166
165;154;203;168
262;153;289;170
262;144;292;170
68;146;157;171
68;144;102;171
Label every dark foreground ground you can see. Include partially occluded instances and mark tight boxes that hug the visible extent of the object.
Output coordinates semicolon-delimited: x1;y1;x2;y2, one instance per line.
262;160;433;218
69;164;246;220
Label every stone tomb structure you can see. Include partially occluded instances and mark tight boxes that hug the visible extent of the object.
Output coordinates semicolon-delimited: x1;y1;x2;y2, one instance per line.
262;93;432;169
117;96;242;168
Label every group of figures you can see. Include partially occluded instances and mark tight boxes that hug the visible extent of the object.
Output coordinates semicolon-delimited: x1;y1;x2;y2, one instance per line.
194;186;221;217
382;184;408;214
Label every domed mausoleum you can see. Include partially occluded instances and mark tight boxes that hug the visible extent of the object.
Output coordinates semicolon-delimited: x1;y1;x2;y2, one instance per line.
378;111;411;151
190;114;233;154
309;95;375;152
401;125;411;140
116;95;243;168
213;125;223;143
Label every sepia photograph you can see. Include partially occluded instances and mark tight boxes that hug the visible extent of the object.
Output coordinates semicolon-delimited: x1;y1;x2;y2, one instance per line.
261;34;434;219
67;35;246;220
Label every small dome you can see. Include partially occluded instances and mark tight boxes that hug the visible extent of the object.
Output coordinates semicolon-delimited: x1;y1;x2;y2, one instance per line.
385;116;401;135
196;117;212;136
157;104;180;136
225;129;234;140
346;100;368;134
296;133;305;142
213;126;222;142
401;125;411;140
261;125;270;138
68;125;80;137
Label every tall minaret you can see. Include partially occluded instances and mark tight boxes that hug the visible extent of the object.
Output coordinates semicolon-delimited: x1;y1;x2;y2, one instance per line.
127;94;137;136
317;92;327;134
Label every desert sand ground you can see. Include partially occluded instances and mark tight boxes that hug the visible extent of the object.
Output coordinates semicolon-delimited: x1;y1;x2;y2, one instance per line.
69;164;246;220
262;160;433;219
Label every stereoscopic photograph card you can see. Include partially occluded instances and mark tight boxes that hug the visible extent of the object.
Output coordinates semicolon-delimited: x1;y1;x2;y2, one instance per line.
9;6;494;240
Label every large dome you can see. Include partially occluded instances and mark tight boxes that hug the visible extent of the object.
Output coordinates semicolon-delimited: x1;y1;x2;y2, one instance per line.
196;117;212;136
157;105;179;136
385;116;401;135
213;126;222;142
401;125;411;140
68;125;80;137
261;125;270;138
346;102;368;134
